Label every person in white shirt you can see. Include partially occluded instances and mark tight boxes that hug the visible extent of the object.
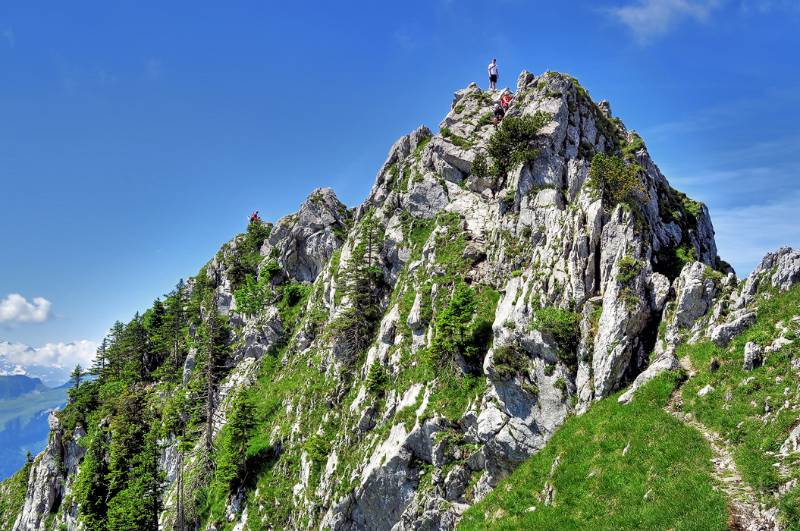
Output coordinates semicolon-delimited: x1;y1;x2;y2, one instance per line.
487;58;498;90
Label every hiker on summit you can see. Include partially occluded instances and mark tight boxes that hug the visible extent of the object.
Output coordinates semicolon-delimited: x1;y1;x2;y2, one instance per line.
487;58;498;90
249;210;261;224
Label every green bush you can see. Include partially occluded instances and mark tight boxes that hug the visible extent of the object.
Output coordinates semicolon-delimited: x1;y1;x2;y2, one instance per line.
532;307;580;364
441;127;473;149
654;244;696;281
471;152;488;179
487;113;550;177
621;133;645;161
365;362;387;394
616;256;642;284
587;153;644;209
262;259;281;280
554;377;567;395
278;282;310;327
477;112;494;128
234;274;270;316
492;344;527;380
226;220;273;290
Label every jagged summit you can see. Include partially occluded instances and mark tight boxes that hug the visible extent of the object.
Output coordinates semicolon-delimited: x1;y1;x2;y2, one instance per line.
4;70;799;531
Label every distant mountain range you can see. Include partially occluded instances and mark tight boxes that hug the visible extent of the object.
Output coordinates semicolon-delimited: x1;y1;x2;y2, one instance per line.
0;344;77;388
0;374;68;480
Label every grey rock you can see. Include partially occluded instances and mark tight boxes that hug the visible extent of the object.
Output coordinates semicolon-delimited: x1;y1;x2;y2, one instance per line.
263;187;349;282
743;342;763;371
697;384;715;397
711;311;757;347
618;353;680;404
443;465;471;501
737;247;800;309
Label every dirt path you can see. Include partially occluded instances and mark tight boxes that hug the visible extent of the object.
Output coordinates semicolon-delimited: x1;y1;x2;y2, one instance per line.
666;356;780;531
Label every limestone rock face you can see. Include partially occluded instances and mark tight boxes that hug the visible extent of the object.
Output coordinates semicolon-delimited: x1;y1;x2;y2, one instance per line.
11;70;760;531
14;414;85;531
264;187;350;282
736;247;800;309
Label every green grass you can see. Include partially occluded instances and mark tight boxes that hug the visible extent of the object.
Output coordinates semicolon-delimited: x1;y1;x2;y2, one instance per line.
441;127;473;149
678;284;800;526
0;460;32;530
459;373;728;530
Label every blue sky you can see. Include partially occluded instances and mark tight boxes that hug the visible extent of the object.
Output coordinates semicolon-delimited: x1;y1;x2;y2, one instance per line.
0;0;798;374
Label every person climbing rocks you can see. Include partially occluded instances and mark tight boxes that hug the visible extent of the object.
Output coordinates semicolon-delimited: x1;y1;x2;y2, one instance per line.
493;91;513;127
487;58;499;90
249;210;261;224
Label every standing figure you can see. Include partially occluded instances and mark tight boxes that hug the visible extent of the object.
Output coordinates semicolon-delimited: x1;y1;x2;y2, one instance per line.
488;58;499;90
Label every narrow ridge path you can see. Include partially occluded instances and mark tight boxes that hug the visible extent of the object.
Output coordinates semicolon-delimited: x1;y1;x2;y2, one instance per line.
666;357;780;531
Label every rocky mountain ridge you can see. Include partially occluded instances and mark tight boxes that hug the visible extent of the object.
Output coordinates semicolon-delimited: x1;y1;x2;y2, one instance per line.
3;69;799;530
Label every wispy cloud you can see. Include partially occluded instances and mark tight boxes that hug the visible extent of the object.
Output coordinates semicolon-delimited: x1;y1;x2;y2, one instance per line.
0;294;52;324
713;188;800;275
608;0;721;43
0;339;97;370
2;28;14;48
738;0;800;13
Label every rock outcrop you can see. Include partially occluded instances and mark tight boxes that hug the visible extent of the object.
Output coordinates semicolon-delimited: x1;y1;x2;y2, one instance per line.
8;69;792;531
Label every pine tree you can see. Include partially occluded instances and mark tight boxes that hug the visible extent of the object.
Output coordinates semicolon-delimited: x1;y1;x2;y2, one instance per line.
332;212;384;356
90;338;108;378
70;364;83;388
166;279;187;374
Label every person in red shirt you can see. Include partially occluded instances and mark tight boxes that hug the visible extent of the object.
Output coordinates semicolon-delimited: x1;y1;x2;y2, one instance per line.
493;91;513;127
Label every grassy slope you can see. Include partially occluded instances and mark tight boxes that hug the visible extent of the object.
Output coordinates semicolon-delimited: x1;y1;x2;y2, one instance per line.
678;285;800;527
0;461;31;530
459;373;728;530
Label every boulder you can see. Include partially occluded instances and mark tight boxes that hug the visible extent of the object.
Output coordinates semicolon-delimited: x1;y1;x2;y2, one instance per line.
743;341;763;371
710;310;757;347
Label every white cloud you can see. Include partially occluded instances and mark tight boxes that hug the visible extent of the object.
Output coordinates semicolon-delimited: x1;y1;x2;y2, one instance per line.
0;339;97;370
608;0;721;43
712;189;800;276
0;294;52;324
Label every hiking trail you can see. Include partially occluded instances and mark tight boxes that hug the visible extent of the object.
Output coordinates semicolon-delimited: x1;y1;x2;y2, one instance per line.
666;356;780;531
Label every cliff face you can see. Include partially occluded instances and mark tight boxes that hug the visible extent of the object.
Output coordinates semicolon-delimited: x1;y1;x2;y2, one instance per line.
5;70;797;531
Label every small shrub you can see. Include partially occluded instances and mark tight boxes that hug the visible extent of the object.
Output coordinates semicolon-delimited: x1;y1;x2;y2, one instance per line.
532;307;581;365
492;345;527;380
262;259;282;281
365;362;387;394
477;112;494;128
488;112;551;177
616;256;642;284
654;244;696;281
554;377;567;395
621;133;645;161
472;152;488;179
441;127;473;149
544;362;556;376
234;274;269;316
587;153;644;209
503;188;517;205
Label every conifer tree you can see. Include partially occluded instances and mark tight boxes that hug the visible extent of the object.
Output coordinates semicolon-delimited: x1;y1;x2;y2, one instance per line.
333;212;384;355
90;338;108;378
